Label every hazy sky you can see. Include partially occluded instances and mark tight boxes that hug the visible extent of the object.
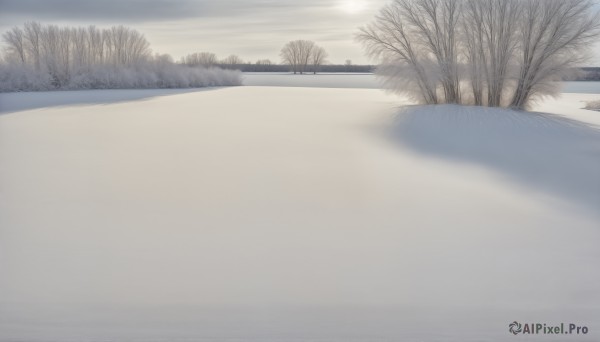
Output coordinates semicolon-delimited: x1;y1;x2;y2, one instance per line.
0;0;599;65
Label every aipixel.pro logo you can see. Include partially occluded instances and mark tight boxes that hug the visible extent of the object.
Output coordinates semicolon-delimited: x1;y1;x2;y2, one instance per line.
509;321;589;335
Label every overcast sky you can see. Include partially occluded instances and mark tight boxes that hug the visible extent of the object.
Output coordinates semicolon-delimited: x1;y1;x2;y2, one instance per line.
0;0;599;65
0;0;393;64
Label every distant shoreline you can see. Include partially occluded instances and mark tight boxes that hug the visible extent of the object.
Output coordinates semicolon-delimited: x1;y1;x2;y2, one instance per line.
239;67;600;81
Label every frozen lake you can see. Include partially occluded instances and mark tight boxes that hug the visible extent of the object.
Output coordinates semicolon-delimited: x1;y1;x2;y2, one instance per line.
1;88;599;341
243;73;600;93
243;72;382;89
563;81;600;94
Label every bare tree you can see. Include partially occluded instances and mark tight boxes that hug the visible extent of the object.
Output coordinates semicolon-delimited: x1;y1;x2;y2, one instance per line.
344;59;353;72
2;27;27;63
103;25;150;66
462;0;521;106
509;0;600;109
71;27;88;71
86;26;103;65
397;0;462;103
256;59;273;65
23;22;42;71
280;41;299;74
310;45;328;74
256;59;272;66
220;54;244;69
255;59;272;72
357;1;440;104
280;40;315;74
198;52;218;67
58;27;72;83
40;24;61;85
182;52;218;67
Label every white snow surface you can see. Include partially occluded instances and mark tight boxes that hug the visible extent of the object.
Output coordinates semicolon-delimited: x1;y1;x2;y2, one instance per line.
0;87;599;342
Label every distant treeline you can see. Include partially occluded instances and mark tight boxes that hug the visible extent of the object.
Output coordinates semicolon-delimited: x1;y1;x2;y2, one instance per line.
220;63;375;73
579;68;600;81
226;64;598;80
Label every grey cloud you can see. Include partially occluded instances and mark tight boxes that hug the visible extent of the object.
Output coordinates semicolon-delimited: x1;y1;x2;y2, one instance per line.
0;0;390;64
0;0;331;22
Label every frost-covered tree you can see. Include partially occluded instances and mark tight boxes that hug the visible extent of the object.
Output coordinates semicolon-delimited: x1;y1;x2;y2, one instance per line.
462;0;521;106
357;1;441;104
2;27;27;64
358;0;600;109
23;22;42;71
509;0;600;109
181;52;218;68
3;22;151;76
104;25;150;66
1;23;241;92
359;0;462;103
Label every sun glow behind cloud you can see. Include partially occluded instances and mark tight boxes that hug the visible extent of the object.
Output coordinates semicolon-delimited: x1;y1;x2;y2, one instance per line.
338;0;368;14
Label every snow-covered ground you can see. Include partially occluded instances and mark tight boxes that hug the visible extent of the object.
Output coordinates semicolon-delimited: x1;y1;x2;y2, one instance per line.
0;84;599;341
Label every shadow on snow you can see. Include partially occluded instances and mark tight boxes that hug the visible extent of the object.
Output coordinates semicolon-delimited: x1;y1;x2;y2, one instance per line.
388;104;600;214
0;88;222;115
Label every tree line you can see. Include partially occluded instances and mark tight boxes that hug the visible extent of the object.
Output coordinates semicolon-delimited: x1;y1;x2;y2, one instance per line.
0;23;371;91
3;22;152;87
0;22;241;91
179;50;373;73
180;40;332;74
358;0;600;109
579;68;600;81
